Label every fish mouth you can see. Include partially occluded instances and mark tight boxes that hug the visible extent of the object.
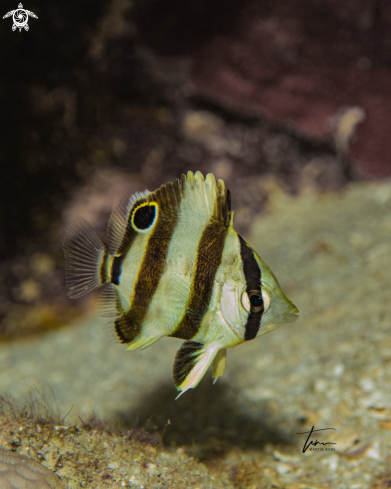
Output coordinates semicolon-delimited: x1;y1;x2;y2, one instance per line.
285;304;299;323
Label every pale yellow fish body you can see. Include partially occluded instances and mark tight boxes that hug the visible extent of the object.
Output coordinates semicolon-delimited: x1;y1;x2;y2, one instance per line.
63;171;298;397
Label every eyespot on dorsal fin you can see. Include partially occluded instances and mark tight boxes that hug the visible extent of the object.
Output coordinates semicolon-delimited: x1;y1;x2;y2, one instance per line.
107;178;185;255
131;202;158;232
107;172;231;256
107;190;150;255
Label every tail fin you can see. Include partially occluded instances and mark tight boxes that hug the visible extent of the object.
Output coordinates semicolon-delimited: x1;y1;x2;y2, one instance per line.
63;217;109;299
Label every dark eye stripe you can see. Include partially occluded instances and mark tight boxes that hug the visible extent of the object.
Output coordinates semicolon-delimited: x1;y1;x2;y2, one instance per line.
240;237;261;289
238;235;264;341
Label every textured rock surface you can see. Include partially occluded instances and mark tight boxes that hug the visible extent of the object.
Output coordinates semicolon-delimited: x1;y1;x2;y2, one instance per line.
0;397;231;488
0;449;63;489
1;180;391;487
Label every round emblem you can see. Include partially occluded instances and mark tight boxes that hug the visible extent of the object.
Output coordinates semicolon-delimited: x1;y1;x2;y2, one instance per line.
3;3;38;32
12;8;28;31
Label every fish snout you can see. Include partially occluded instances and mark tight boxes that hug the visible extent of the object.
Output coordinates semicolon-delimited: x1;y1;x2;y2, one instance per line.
284;302;299;323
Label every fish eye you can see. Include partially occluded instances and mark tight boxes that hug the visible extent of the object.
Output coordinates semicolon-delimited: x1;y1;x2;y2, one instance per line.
244;289;271;314
248;291;264;313
250;293;263;308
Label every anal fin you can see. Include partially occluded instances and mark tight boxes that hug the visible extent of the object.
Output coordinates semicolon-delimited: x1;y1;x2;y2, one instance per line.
212;348;226;384
173;341;219;399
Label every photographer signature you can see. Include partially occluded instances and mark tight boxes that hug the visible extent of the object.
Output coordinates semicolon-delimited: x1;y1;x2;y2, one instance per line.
297;426;337;453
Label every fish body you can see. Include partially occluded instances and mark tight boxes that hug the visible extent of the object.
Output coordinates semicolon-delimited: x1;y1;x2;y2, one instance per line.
63;171;298;397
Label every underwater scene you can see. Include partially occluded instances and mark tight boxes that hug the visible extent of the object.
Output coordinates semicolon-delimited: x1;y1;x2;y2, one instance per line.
1;1;391;487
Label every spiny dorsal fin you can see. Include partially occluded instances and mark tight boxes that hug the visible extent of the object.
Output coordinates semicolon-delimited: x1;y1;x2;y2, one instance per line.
181;172;231;227
107;172;231;256
63;217;108;299
107;190;150;255
106;177;185;256
214;177;231;227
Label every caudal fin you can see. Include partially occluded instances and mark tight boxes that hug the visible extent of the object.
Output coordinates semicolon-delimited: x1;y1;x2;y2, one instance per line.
63;217;109;299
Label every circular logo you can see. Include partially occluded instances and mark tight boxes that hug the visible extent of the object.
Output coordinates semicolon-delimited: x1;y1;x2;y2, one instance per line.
3;3;38;32
12;8;28;30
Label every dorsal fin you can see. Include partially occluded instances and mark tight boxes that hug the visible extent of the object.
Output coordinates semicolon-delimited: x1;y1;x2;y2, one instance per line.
179;171;231;227
216;180;231;226
107;190;150;255
106;172;231;256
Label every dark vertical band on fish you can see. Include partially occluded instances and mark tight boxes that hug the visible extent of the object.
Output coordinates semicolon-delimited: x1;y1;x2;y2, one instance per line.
111;200;157;285
172;186;230;340
115;178;184;343
115;196;150;255
239;235;264;341
173;341;204;388
110;256;122;285
99;249;108;285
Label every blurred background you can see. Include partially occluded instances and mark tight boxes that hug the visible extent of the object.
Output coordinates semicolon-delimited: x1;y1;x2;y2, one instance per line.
1;1;391;486
1;0;391;340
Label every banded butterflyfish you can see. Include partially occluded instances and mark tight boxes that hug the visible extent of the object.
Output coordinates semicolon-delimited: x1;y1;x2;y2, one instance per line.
63;171;299;398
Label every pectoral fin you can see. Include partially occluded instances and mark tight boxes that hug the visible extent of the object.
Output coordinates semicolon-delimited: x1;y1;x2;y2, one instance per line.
173;341;220;399
212;348;226;384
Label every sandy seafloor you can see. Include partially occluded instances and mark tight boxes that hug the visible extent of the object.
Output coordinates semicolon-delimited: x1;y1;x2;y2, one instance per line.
1;181;391;488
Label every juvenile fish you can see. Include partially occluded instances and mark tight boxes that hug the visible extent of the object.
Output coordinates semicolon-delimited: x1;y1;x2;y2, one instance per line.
63;171;298;397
